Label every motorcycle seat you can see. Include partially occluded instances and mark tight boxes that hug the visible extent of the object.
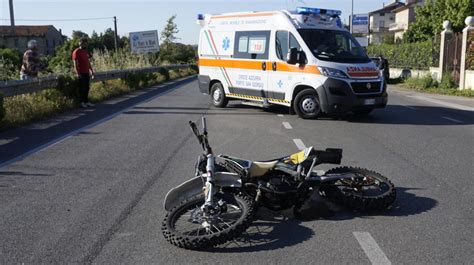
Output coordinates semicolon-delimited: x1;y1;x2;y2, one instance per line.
249;161;279;178
219;155;279;178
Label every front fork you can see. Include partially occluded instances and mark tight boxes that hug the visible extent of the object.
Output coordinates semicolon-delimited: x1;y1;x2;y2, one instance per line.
203;154;216;208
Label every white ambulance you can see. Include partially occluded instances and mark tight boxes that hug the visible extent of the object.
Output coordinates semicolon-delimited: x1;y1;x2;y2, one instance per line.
197;7;387;119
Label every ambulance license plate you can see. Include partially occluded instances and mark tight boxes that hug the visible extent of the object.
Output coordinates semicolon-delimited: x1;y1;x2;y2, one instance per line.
364;99;376;105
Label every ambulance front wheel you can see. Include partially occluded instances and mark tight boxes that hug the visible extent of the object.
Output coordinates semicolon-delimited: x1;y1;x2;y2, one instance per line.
211;82;228;108
294;89;321;119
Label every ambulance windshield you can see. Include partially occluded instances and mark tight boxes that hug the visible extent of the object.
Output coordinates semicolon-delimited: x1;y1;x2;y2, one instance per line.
298;29;370;63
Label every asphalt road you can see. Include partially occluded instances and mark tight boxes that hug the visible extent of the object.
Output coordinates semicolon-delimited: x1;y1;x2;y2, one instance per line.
1;77;473;264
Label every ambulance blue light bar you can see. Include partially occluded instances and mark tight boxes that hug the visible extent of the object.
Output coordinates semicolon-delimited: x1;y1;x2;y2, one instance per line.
296;7;342;17
197;14;205;20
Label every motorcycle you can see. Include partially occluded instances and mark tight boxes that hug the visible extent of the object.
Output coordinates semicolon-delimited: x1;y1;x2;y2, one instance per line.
162;117;396;250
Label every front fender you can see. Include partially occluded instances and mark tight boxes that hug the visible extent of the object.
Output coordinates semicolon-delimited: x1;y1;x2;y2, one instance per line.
164;172;242;211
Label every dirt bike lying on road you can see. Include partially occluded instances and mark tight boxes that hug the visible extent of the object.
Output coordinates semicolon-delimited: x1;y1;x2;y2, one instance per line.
162;117;396;250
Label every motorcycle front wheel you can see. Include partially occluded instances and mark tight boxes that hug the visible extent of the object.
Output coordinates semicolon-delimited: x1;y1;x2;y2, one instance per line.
320;167;396;211
162;192;255;250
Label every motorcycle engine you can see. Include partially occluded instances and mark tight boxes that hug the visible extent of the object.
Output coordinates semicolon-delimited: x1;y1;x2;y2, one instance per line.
261;176;299;211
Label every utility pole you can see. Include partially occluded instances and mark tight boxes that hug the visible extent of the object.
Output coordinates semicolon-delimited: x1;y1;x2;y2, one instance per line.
9;0;15;27
114;16;118;51
350;0;354;34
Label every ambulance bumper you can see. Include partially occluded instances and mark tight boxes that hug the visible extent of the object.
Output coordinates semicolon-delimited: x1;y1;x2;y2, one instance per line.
318;77;388;114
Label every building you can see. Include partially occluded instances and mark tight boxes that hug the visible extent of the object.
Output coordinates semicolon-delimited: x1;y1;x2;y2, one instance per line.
0;25;66;55
389;0;425;41
369;0;405;44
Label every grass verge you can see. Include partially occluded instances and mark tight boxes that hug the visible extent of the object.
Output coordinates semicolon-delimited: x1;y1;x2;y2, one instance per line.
0;67;197;132
397;75;474;98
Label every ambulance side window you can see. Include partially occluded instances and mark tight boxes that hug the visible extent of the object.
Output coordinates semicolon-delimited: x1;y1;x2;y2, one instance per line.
289;33;301;50
276;31;289;61
234;31;270;60
276;31;301;61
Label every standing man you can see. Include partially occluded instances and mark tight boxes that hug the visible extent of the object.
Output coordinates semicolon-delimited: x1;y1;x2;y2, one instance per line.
20;40;43;80
378;54;390;81
72;37;95;108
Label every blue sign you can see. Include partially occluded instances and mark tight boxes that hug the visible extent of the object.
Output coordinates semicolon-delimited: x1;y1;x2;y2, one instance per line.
352;14;369;34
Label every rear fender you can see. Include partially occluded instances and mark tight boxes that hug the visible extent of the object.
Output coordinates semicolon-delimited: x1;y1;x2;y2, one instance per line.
164;172;242;211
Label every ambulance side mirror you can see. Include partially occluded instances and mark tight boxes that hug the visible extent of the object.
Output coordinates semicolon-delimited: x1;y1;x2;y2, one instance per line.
286;47;299;65
298;51;307;65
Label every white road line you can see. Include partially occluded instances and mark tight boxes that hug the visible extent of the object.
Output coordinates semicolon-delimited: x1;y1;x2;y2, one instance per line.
277;114;284;117
407;95;474;111
293;139;306;150
0;78;193;169
402;105;417;110
442;116;463;123
353;232;391;265
282;122;293;129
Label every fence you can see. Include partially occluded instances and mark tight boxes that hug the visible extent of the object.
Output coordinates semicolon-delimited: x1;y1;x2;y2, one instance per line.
443;33;463;85
0;64;192;98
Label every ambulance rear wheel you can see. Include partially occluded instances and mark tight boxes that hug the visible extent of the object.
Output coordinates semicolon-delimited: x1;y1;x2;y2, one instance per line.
211;83;228;108
294;89;321;119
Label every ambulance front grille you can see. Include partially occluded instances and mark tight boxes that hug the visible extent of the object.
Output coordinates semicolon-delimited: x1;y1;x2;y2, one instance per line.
351;82;382;94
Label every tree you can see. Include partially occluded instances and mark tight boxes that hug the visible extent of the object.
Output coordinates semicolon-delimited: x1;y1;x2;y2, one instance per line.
72;30;89;40
160;15;179;46
404;0;474;42
0;48;22;80
159;43;196;63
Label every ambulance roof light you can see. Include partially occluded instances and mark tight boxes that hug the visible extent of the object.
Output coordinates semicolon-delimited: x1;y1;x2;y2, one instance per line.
296;7;342;17
197;14;205;20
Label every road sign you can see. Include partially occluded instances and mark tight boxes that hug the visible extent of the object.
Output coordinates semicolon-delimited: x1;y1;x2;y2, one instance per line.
129;30;160;54
351;14;369;34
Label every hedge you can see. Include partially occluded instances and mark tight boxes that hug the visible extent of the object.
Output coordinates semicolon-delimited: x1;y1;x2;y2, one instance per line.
366;41;437;70
467;32;474;70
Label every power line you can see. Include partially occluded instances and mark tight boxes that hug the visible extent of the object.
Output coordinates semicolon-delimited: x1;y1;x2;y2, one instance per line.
0;17;113;22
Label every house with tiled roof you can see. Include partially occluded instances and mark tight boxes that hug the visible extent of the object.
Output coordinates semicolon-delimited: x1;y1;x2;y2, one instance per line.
369;0;405;44
0;25;66;55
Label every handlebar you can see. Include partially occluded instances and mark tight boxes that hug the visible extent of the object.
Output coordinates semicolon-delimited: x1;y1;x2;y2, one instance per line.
202;117;207;135
189;118;212;155
189;121;200;138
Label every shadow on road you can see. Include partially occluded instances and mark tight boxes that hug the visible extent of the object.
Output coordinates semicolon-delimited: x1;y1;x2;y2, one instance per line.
0;77;196;165
210;208;314;253
208;187;437;252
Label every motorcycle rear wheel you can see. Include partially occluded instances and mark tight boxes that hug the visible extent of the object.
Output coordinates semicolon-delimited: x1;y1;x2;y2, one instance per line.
162;192;254;250
320;167;396;211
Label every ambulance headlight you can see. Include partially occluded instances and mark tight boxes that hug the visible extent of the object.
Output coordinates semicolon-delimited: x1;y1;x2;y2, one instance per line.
318;67;348;78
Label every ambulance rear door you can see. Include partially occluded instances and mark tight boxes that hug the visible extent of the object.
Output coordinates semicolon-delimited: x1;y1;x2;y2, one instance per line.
230;30;271;101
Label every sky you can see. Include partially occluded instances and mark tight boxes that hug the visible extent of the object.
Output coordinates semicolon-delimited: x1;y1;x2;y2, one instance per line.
1;0;390;44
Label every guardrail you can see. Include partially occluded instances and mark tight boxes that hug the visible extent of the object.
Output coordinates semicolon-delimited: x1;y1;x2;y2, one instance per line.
0;64;193;98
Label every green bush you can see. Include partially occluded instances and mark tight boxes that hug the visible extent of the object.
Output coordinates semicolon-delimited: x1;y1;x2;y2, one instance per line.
56;75;81;103
439;74;456;89
402;74;438;90
366;41;436;70
1;89;75;130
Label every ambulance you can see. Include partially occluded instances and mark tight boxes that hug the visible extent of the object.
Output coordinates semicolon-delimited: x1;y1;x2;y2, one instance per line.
197;7;387;119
